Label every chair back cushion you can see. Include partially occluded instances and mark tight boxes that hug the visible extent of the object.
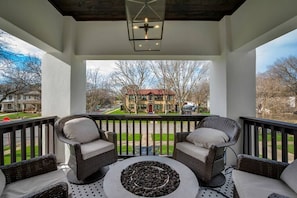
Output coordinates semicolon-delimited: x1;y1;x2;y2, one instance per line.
198;117;240;143
186;127;229;149
63;117;100;143
280;159;297;193
0;169;6;196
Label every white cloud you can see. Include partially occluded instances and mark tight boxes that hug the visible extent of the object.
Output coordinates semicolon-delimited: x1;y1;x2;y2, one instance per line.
0;29;45;57
86;60;118;75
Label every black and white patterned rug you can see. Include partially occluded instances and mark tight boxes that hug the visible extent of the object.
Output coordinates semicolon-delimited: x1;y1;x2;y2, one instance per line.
69;166;234;198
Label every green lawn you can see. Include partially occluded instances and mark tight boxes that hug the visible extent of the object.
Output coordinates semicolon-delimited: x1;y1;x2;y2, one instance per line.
108;109;126;115
258;133;294;142
277;144;294;154
4;146;39;165
258;133;294;154
117;133;141;141
151;134;175;141
159;145;174;155
0;112;41;121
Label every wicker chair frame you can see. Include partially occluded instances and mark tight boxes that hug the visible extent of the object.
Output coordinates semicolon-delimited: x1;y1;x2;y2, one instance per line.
55;114;118;184
173;116;241;187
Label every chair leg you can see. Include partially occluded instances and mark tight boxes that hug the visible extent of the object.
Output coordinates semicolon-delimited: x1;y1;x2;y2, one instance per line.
67;166;109;185
198;173;226;188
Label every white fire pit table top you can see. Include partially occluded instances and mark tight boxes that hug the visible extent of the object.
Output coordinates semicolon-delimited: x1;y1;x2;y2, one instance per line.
103;156;199;198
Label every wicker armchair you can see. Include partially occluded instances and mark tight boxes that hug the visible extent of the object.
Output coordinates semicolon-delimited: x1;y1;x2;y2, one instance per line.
0;154;69;198
173;116;241;187
55;114;117;184
233;154;297;198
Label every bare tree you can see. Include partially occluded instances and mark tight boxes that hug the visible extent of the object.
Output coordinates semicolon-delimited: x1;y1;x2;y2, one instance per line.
190;80;209;112
267;56;297;110
110;60;152;114
256;72;288;115
0;55;41;104
149;61;172;113
150;60;208;114
86;68;113;112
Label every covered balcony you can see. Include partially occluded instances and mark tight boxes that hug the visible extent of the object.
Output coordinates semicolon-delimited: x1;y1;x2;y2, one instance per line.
0;0;297;197
0;114;296;197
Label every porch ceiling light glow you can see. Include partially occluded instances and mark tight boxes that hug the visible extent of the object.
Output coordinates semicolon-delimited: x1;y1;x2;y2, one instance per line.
125;0;166;51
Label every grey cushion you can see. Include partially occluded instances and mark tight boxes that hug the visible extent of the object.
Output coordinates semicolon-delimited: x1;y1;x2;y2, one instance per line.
1;169;71;197
80;139;115;160
0;169;6;196
63;117;100;143
176;142;209;162
186;127;229;149
280;159;297;194
232;170;297;198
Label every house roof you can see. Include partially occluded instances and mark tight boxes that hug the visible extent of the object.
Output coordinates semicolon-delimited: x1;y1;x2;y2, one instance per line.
127;89;175;95
48;0;246;21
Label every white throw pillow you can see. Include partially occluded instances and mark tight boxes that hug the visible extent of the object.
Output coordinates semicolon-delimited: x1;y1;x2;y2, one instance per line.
63;117;100;143
0;169;6;196
280;159;297;194
186;127;229;149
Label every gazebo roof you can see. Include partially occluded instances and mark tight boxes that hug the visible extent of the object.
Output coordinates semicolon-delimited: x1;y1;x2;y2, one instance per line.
48;0;246;21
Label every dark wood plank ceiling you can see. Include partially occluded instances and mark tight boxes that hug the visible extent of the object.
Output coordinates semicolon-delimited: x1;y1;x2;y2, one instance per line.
48;0;246;21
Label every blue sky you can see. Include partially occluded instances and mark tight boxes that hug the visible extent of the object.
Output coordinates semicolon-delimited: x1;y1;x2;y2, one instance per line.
256;29;297;73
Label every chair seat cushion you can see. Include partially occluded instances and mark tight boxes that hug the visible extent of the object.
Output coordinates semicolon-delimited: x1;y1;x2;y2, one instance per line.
0;169;6;196
2;169;70;197
63;117;100;143
81;139;115;160
232;170;297;198
280;159;297;194
175;142;209;162
186;127;229;149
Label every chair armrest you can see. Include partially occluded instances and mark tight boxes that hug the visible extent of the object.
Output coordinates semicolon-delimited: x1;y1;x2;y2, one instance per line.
105;131;117;145
236;154;288;179
212;139;239;149
175;132;191;143
23;182;69;198
0;154;58;184
56;135;80;146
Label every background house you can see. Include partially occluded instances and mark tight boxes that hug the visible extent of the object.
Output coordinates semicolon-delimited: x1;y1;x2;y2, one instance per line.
0;91;41;113
125;89;176;114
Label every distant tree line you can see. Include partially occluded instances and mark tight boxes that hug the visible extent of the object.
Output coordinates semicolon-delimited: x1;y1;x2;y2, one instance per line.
256;56;297;115
86;60;209;114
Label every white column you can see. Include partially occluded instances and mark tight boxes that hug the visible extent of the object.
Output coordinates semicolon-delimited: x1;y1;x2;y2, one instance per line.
210;17;256;166
41;17;88;163
70;57;87;114
226;50;256;165
210;57;227;116
42;53;71;163
42;54;71;117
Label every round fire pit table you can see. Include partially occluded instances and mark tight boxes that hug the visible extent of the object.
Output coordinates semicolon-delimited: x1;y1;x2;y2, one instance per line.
103;156;199;198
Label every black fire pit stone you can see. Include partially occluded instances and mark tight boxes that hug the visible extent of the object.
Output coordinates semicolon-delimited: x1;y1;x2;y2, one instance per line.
121;161;180;197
